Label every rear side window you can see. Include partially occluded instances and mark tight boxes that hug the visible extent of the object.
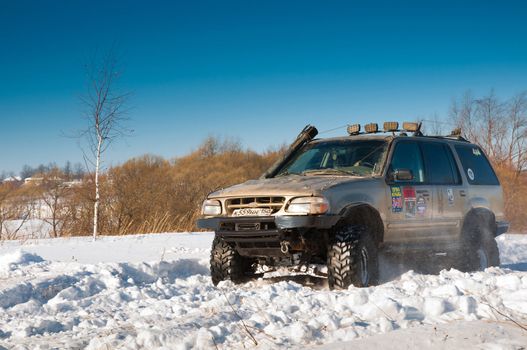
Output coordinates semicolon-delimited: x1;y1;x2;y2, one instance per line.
421;142;461;185
454;145;499;185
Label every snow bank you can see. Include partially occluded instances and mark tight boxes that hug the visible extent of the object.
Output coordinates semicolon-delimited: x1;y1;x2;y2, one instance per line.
0;250;45;278
0;233;526;349
0;231;214;263
1;219;52;240
498;233;527;271
316;320;527;349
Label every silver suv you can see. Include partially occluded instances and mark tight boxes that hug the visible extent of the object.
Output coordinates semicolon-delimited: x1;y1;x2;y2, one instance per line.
198;122;509;289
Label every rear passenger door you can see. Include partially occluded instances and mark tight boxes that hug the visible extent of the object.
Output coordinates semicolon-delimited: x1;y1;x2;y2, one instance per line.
421;142;465;239
385;140;435;242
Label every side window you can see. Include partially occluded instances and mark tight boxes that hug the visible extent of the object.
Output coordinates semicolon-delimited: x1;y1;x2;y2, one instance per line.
390;141;425;183
454;145;499;185
421;143;461;184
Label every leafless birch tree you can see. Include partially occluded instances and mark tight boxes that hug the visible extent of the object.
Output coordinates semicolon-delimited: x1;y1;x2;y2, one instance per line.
80;51;130;240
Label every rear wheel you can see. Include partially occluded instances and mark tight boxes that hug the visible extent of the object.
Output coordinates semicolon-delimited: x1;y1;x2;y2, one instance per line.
456;225;500;271
327;225;379;289
210;236;255;285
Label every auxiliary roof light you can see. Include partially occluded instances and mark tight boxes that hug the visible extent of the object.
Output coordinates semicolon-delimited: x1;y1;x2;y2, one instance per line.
364;123;379;133
383;121;399;132
347;124;361;135
450;127;462;136
402;122;420;132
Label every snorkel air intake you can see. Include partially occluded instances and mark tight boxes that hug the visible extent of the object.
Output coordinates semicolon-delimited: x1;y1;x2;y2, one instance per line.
261;125;318;179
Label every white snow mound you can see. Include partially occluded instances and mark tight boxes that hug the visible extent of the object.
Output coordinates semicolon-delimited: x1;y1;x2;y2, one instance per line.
0;250;45;277
0;232;525;349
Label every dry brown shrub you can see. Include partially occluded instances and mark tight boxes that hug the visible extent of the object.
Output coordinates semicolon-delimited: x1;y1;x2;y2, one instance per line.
78;139;285;235
494;165;527;232
1;137;284;238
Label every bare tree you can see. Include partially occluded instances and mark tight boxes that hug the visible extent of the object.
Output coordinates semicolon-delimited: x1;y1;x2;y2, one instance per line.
80;50;130;240
420;113;449;136
450;90;527;231
506;92;527;173
38;169;69;238
0;182;32;240
450;90;527;174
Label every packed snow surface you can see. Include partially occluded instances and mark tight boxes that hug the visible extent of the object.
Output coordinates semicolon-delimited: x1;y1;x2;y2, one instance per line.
0;233;526;349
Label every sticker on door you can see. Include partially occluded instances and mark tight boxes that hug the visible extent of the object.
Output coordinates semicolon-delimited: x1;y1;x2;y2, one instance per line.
403;186;416;218
447;188;454;206
391;186;403;212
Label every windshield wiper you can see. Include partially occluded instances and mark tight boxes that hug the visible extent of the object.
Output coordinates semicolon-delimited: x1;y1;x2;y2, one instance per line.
301;168;360;176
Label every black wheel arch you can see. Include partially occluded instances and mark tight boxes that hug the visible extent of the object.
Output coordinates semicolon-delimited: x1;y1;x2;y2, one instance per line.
337;203;384;246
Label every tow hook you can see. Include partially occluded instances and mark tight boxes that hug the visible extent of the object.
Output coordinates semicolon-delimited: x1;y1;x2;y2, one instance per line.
280;241;290;254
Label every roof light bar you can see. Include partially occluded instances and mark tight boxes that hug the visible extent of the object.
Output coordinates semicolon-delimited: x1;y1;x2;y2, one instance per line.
347;124;361;135
364;123;379;133
383;121;399;132
402;122;419;132
450;127;462;136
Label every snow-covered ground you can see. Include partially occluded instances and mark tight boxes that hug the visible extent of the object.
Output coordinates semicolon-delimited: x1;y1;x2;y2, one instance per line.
0;233;526;349
1;219;52;240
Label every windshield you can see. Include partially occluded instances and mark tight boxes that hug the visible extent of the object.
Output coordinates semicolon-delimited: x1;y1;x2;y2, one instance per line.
276;139;388;177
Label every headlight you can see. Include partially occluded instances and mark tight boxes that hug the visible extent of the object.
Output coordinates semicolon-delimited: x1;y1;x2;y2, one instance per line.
286;197;329;214
202;199;222;216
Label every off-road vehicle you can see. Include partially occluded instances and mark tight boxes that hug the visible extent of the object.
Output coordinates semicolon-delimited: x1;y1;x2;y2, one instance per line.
197;122;509;289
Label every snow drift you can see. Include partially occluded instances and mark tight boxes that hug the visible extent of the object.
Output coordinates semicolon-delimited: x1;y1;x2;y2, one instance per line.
0;233;526;349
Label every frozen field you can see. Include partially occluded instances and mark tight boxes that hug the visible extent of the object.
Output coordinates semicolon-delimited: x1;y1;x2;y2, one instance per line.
0;232;526;349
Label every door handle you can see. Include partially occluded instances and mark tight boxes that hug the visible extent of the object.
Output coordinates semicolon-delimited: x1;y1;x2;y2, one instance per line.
459;190;466;197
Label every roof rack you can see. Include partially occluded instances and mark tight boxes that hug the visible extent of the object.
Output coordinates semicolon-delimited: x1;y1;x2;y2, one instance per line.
346;121;470;142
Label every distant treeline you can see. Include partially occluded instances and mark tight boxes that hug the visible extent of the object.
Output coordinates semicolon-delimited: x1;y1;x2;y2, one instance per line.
1;161;87;181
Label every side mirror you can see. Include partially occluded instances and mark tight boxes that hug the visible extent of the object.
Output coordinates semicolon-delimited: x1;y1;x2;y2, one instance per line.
393;169;413;181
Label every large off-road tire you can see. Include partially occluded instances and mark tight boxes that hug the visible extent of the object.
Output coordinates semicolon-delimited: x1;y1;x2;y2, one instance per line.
327;225;379;290
455;224;500;272
210;236;254;286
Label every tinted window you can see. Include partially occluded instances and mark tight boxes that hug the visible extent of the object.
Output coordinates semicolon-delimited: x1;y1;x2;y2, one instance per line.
454;145;499;185
390;141;425;183
421;143;461;184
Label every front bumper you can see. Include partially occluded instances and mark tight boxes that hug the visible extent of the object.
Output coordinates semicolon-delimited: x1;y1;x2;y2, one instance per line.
496;221;509;236
197;215;340;257
197;214;339;231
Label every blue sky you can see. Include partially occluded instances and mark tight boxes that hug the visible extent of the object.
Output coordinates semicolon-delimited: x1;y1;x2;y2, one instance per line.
1;0;526;175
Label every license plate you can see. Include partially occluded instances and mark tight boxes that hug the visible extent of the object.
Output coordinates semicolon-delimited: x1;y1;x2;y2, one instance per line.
232;208;273;217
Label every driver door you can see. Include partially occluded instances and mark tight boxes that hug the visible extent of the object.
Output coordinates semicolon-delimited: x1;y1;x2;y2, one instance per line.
385;140;435;243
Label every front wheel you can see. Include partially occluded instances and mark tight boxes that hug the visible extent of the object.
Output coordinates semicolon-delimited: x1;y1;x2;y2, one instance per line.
327;225;379;289
210;236;255;285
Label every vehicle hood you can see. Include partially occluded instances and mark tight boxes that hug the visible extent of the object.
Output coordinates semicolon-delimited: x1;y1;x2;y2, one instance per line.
208;175;368;198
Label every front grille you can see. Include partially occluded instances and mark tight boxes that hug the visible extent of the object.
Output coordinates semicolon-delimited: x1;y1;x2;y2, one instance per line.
220;221;277;232
225;196;285;215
